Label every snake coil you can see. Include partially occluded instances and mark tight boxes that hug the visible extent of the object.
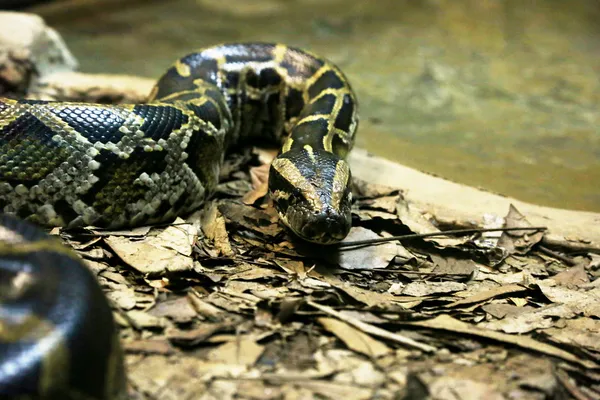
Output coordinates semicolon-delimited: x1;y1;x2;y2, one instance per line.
0;43;358;398
0;42;358;244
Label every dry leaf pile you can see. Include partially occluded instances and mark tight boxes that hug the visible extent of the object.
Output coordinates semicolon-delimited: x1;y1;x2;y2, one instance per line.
58;150;599;400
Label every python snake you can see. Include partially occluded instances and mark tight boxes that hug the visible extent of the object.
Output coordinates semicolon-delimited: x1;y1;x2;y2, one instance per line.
0;43;358;398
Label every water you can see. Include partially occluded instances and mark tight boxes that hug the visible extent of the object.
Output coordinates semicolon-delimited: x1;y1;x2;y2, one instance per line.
37;0;600;211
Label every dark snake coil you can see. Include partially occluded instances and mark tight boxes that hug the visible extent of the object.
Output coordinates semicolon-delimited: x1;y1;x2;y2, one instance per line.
0;43;358;398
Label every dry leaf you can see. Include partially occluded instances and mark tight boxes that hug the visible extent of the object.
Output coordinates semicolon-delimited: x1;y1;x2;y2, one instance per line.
126;310;165;329
551;265;590;288
400;281;467;297
541;317;600;353
201;203;234;257
148;296;198;323
318;317;391;358
428;377;504;400
497;204;544;255
396;199;466;247
405;315;595;368
327;227;397;270
446;284;529;308
104;222;196;275
207;336;264;366
218;200;281;237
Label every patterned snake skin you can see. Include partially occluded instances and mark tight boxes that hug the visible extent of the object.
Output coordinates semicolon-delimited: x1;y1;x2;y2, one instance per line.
0;43;358;398
0;42;358;244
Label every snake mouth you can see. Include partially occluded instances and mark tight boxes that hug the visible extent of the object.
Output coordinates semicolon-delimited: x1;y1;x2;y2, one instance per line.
283;206;351;245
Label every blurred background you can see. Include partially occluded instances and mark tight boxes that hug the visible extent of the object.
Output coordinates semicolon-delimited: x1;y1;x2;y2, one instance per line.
5;0;600;212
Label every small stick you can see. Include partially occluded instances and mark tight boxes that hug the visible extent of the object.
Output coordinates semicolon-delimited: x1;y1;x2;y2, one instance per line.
537;245;577;266
338;226;547;248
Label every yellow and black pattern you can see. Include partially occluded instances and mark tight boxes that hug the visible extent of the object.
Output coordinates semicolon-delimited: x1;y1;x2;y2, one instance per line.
0;214;126;399
0;42;358;243
0;43;358;398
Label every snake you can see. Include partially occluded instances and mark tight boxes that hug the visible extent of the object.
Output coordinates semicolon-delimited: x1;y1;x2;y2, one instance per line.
0;43;358;398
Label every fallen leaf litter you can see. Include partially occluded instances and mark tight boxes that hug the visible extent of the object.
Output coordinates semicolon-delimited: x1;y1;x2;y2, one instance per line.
54;150;599;400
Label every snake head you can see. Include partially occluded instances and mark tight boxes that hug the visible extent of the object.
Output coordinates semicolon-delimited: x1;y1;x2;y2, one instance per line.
269;147;352;245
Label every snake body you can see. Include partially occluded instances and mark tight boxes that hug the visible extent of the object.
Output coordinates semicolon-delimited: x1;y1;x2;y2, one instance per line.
0;43;358;398
0;214;126;399
0;42;358;244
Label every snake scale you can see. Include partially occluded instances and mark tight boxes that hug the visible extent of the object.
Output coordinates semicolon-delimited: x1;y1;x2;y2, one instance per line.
0;43;358;398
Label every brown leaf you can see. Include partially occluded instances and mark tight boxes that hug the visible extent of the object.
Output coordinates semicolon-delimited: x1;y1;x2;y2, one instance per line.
430;254;477;277
318;272;411;307
207;336;264;366
218;200;281;237
299;381;373;400
428;377;505;400
358;195;398;214
405;315;595;368
148;296;198;323
551;265;590;288
308;301;435;353
352;178;400;198
274;258;307;277
104;221;196;275
126;310;165;329
542;317;600;353
318;317;391;358
446;284;529;308
252;146;278;165
497;204;544;255
242;181;268;205
105;285;137;310
481;303;534;319
396;199;467;247
537;281;600;318
201;202;234;257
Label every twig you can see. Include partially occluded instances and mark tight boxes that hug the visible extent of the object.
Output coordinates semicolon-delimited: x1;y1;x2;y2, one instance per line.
338;226;547;248
537;245;577;266
541;236;600;255
307;300;436;353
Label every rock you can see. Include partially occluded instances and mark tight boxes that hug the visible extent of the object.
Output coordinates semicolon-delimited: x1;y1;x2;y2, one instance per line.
29;71;155;103
0;11;77;96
